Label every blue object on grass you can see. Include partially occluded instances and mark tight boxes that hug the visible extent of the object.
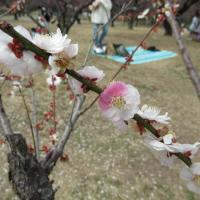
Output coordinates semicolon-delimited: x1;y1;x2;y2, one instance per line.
96;46;177;64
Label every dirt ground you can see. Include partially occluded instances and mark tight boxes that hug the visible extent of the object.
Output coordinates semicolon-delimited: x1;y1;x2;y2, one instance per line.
0;16;200;200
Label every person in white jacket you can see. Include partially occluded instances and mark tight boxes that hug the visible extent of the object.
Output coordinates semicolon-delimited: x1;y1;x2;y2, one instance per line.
89;0;112;53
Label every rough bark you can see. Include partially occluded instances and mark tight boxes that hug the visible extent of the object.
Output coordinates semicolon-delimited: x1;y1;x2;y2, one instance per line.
7;134;55;200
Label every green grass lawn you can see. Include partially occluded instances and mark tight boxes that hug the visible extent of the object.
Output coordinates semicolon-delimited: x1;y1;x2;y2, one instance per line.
0;16;200;200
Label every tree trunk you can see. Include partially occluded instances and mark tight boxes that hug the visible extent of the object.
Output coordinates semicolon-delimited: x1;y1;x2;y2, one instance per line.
7;134;55;200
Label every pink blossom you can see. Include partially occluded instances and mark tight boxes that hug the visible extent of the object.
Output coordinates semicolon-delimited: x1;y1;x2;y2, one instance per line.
98;81;140;129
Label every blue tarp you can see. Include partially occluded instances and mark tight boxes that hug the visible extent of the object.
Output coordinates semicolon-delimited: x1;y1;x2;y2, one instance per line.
95;46;177;64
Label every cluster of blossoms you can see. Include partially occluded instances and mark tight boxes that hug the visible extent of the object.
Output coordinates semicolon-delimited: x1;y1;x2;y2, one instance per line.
0;26;200;196
0;26;44;76
0;26;78;85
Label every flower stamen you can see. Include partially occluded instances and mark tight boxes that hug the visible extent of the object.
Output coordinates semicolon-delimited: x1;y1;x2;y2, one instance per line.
111;96;126;109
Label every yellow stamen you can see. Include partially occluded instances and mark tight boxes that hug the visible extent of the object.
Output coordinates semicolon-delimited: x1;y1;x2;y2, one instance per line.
168;130;176;138
54;53;71;69
111;96;126;109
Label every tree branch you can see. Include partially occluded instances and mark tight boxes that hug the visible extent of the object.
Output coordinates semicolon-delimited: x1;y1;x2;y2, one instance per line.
42;95;85;171
0;20;192;168
0;95;14;136
166;0;200;100
30;85;40;160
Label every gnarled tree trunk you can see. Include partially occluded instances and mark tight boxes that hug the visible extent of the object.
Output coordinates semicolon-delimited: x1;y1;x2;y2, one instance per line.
7;134;55;200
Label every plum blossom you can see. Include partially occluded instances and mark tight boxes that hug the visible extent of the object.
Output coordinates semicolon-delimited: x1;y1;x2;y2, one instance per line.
143;133;177;167
137;104;170;124
34;28;78;74
71;66;105;94
46;75;62;86
34;28;72;54
99;81;140;129
169;143;200;158
146;133;200;156
0;26;43;76
146;133;176;152
144;133;200;167
180;163;200;195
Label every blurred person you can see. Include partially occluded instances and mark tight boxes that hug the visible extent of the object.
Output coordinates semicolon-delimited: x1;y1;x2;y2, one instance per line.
189;11;200;33
189;10;200;41
89;0;112;54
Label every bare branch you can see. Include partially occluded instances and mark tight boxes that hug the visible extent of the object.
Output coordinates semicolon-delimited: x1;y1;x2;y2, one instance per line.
30;84;40;160
18;87;37;156
42;95;85;171
166;0;200;100
0;95;14;136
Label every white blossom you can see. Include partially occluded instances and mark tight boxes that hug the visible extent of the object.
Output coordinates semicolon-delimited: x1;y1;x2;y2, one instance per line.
71;66;105;94
180;163;200;195
0;26;43;76
137;104;170;124
34;28;78;56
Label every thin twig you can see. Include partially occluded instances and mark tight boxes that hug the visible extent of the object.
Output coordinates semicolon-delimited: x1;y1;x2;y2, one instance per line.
51;76;57;136
30;81;40;160
0;95;14;136
79;95;99;116
110;17;162;82
18;87;37;155
43;95;85;170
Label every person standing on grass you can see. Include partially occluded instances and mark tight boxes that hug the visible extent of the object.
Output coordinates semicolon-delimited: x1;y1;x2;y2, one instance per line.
89;0;112;54
189;10;200;41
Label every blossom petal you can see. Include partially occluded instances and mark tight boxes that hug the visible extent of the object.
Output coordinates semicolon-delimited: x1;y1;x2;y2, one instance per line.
180;166;194;182
64;44;78;58
191;162;200;176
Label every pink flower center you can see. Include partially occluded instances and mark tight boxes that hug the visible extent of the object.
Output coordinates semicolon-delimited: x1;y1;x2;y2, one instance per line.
111;96;126;109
